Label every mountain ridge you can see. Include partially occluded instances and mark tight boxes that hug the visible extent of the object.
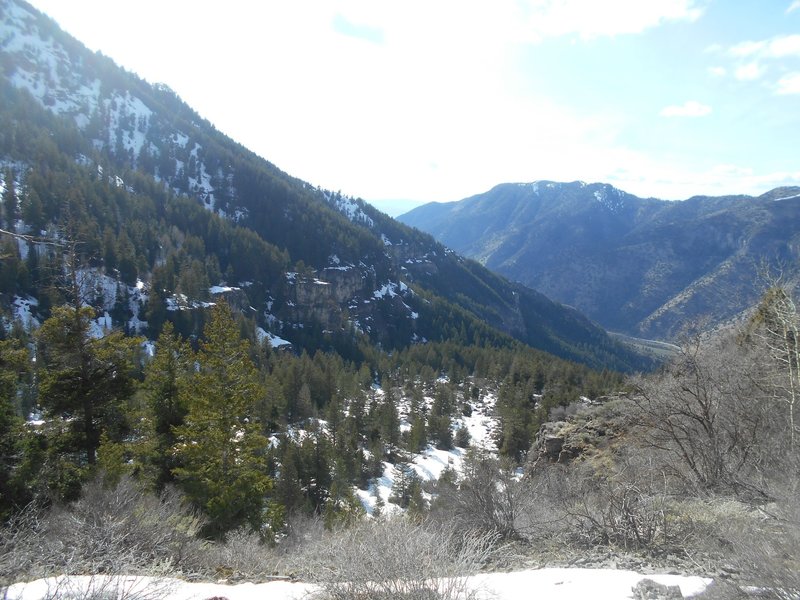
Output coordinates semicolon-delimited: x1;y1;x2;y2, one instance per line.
399;180;800;340
0;0;649;371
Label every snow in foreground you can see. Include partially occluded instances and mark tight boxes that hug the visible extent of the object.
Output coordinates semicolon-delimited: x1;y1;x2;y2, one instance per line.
7;568;711;600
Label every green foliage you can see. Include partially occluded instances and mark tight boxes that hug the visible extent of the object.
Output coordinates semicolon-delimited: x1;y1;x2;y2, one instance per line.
0;27;641;525
172;303;273;538
455;424;471;448
0;337;31;519
36;306;142;478
390;461;423;510
131;322;191;490
429;384;455;450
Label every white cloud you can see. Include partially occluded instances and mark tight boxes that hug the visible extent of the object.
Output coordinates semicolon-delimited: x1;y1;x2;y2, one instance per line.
721;34;800;89
682;165;800;196
788;0;800;13
735;61;764;81
729;40;766;58
767;34;800;58
509;0;705;41
777;72;800;94
28;0;793;206
707;66;726;77
608;162;800;201
729;34;800;59
330;0;705;47
659;100;712;117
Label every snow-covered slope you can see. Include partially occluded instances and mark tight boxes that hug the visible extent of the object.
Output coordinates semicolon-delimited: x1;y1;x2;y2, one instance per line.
6;568;712;600
356;382;499;515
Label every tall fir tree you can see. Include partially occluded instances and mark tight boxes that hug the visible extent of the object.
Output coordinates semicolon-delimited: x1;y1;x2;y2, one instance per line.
2;169;18;229
0;338;30;518
133;322;191;490
172;302;273;538
37;306;142;471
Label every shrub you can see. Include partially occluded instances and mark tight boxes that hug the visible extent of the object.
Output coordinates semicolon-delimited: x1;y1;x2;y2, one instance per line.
294;517;496;600
0;476;203;585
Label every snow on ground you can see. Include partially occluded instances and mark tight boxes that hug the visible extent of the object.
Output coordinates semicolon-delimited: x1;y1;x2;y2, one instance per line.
88;311;113;339
209;284;241;294
355;385;500;516
11;295;39;331
324;191;374;227
6;569;712;600
255;326;292;348
774;192;800;201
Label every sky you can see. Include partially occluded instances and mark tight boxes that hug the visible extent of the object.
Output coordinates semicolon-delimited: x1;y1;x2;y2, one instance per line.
25;0;800;215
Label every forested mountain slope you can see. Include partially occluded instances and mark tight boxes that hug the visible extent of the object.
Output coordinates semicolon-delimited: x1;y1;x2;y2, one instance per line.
0;0;647;371
400;181;800;340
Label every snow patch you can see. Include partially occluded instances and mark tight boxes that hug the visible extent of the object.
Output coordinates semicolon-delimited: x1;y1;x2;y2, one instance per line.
774;193;800;201
11;295;39;331
209;284;240;294
255;327;292;348
5;569;711;600
324;191;374;227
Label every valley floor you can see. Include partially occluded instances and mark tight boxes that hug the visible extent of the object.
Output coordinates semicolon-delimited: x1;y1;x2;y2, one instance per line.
7;568;711;600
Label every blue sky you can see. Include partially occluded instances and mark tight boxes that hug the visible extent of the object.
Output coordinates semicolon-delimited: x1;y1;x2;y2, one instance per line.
26;0;800;214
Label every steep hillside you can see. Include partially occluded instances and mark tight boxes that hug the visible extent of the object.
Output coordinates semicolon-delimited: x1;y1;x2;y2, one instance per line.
400;181;800;340
0;0;648;371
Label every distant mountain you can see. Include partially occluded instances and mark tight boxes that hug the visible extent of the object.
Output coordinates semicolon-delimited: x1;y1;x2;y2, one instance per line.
399;181;800;340
0;0;648;371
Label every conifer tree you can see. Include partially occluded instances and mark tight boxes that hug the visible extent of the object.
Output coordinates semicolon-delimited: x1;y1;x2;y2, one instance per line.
133;322;191;489
390;461;422;509
0;338;30;518
429;384;454;450
172;302;273;538
37;306;142;469
297;423;333;512
273;436;305;514
372;488;385;519
376;388;400;449
2;169;18;228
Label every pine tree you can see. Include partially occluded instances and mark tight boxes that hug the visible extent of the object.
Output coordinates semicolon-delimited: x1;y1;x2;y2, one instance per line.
455;424;471;448
134;322;191;489
296;423;333;513
408;412;428;453
376;389;400;449
372;488;385;519
390;461;422;509
429;384;454;450
273;436;305;514
37;306;142;468
172;302;273;538
0;338;30;518
2;169;18;228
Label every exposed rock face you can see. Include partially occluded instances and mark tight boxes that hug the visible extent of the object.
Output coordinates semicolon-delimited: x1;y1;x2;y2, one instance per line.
632;579;683;599
279;266;419;346
291;277;343;330
319;267;366;303
532;396;629;464
543;434;564;461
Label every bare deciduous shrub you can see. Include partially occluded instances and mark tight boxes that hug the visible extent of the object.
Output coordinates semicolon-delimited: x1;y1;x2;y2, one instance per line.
701;472;800;600
429;448;539;541
747;284;800;452
0;476;203;585
295;517;497;600
627;309;800;592
191;527;283;581
630;331;778;500
548;449;675;552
